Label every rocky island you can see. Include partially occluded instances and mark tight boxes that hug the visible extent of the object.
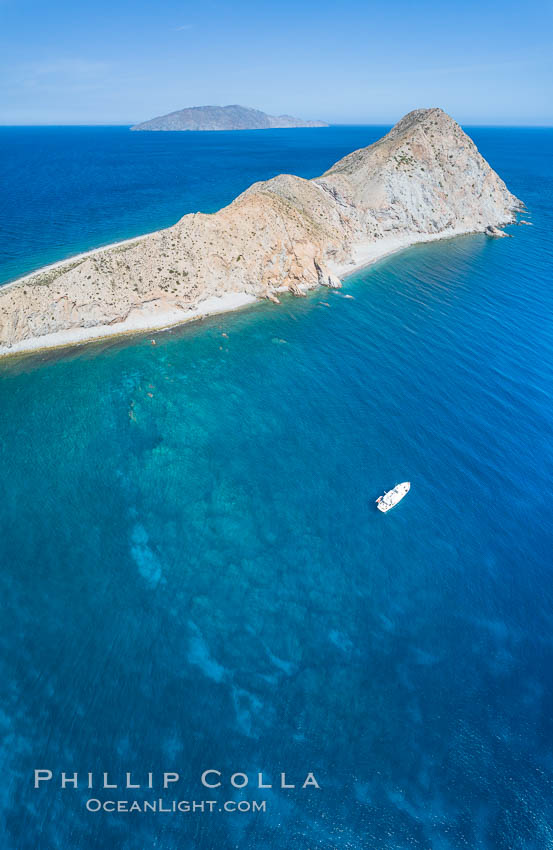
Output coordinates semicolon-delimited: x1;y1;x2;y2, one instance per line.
0;108;521;357
131;104;328;131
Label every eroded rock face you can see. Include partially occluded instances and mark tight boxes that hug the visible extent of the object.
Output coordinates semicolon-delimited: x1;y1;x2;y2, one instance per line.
0;108;521;352
318;108;519;236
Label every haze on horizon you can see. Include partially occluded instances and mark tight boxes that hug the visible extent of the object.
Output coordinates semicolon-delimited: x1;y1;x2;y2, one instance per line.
0;0;551;126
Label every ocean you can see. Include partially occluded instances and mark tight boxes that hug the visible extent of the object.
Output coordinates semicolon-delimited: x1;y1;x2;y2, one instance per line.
0;126;552;849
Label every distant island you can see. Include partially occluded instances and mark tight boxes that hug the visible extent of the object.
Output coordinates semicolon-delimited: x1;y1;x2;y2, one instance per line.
131;104;329;132
0;109;521;357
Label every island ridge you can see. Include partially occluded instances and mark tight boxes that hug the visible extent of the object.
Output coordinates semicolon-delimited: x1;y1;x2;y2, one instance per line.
0;108;521;357
131;104;329;131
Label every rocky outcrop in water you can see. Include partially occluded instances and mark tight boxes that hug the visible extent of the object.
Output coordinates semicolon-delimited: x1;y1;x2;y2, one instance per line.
0;108;521;355
485;225;509;237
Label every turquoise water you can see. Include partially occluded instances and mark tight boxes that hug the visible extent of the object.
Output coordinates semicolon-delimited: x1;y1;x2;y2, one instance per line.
0;128;552;849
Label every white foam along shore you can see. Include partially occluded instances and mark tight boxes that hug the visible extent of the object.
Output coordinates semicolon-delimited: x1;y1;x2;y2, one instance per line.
0;224;485;359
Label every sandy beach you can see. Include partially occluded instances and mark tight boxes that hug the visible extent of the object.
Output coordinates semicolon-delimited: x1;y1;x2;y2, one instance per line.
0;223;263;358
0;225;483;359
0;289;256;357
330;224;480;278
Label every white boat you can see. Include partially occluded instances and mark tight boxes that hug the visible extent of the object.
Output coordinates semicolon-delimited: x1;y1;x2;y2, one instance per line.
376;482;410;512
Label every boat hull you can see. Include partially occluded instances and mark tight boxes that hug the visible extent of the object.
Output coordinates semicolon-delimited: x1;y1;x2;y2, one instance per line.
376;482;410;512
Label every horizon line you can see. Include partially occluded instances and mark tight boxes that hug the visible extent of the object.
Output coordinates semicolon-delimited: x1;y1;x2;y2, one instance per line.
1;122;552;129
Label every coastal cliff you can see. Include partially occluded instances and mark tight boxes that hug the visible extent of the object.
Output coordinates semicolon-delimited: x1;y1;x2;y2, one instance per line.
131;104;328;131
0;108;521;356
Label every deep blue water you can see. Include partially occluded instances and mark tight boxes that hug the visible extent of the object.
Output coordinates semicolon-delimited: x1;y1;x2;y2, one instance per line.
0;127;552;849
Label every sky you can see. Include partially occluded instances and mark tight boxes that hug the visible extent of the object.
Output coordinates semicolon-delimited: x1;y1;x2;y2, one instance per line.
0;0;551;125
